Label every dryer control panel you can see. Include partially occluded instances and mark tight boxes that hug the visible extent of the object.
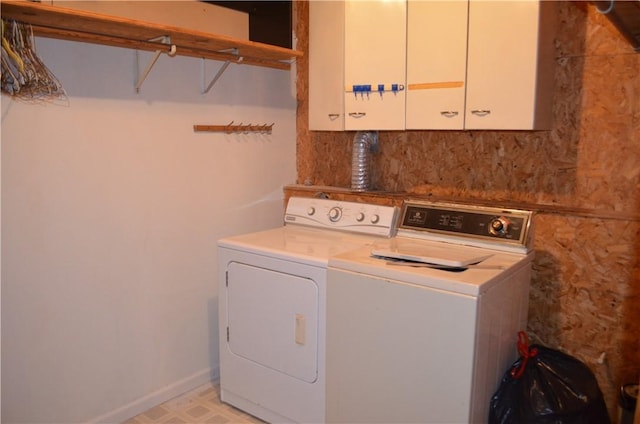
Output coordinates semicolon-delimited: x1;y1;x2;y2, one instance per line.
284;197;398;237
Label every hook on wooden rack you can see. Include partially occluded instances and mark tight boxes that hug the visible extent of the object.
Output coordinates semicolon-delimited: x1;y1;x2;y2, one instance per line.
193;122;275;135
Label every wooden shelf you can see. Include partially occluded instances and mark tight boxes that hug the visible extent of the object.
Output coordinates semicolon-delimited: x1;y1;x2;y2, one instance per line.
0;0;303;70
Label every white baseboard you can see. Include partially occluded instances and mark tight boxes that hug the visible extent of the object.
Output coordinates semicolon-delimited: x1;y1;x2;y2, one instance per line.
88;366;220;423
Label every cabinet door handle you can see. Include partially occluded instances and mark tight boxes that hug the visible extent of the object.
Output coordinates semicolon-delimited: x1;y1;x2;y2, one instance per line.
348;112;366;118
328;113;340;120
471;109;491;117
440;111;459;118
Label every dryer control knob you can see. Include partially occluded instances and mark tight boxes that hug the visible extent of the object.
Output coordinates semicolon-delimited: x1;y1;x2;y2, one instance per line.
370;214;380;224
307;207;316;216
328;207;342;222
489;216;510;236
356;212;365;222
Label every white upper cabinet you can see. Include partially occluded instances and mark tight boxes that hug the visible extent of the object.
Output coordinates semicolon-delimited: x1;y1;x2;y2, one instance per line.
464;1;556;130
309;0;556;131
344;0;406;130
407;0;556;130
406;1;468;130
309;1;345;131
309;0;406;131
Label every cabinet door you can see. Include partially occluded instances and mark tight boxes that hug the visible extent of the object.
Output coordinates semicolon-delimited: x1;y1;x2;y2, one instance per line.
465;1;552;130
309;1;345;131
406;1;468;130
344;0;406;130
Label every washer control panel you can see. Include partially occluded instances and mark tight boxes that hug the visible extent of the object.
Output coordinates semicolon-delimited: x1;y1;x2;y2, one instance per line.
285;197;398;237
399;200;534;252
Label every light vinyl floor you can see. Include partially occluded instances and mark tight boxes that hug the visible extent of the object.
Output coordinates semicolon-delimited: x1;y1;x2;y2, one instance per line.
124;381;263;424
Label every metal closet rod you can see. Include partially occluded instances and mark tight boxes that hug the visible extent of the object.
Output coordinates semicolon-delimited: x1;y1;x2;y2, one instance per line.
193;121;275;134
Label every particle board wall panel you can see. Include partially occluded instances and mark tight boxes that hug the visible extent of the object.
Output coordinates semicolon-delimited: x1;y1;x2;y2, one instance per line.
529;215;640;413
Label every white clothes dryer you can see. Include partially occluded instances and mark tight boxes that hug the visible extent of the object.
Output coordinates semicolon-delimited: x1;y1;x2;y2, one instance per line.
217;197;397;423
326;200;535;424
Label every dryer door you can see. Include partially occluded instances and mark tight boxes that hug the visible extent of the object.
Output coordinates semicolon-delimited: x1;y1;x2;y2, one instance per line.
226;261;319;383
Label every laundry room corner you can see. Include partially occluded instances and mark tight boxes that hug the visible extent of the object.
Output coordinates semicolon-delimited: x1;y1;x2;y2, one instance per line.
1;30;297;423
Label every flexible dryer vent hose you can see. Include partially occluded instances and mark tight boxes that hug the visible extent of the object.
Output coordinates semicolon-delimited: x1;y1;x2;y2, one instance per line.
351;131;378;191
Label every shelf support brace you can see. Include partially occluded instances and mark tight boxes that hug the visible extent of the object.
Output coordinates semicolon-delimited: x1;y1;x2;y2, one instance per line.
135;36;176;93
201;48;240;94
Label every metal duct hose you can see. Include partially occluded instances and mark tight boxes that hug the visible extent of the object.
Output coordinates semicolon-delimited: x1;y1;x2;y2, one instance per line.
351;131;378;191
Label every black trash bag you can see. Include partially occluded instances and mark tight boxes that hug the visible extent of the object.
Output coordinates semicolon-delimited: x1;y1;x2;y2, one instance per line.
489;332;611;424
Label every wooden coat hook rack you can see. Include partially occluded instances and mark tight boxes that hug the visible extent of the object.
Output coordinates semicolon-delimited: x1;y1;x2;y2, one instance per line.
193;121;274;134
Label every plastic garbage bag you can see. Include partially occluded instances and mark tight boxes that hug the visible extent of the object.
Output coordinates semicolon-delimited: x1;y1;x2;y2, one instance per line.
489;332;611;424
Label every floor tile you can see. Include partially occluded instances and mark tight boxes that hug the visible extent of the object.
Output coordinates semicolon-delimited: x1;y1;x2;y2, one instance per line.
130;381;262;424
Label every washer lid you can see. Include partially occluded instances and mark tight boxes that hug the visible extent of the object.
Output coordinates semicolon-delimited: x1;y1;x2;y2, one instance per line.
329;238;534;296
372;237;493;268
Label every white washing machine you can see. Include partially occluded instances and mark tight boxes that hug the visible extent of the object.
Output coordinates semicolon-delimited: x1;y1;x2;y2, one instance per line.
326;200;535;424
217;196;398;423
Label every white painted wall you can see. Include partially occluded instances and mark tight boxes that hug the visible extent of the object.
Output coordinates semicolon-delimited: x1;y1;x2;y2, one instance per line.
1;36;296;423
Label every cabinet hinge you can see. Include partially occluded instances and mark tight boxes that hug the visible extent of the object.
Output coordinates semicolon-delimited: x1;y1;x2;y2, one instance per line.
225;271;229;287
226;326;230;342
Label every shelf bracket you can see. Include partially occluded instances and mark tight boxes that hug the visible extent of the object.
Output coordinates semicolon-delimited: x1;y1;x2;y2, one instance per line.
201;48;240;94
135;36;176;93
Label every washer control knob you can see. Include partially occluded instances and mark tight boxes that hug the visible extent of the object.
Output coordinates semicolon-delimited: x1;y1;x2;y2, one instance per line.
489;216;510;236
356;212;365;222
307;207;316;216
328;207;342;222
370;214;380;224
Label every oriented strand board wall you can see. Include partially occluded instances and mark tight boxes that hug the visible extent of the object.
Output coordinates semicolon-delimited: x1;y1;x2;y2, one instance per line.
295;1;640;420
